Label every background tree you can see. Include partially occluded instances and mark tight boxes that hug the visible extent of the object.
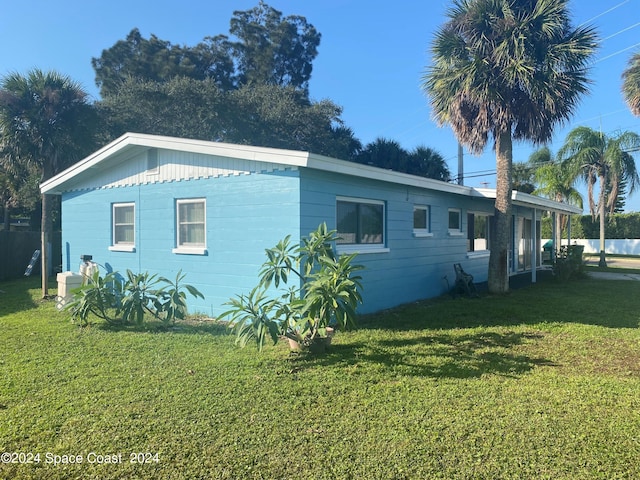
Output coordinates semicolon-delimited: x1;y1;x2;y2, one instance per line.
422;0;597;293
229;1;321;92
622;51;640;116
92;2;320;98
0;157;40;230
355;138;450;180
558;126;640;266
407;146;451;181
0;69;98;296
92;29;236;98
512;162;536;194
226;83;353;156
531;147;583;251
97;76;229;141
355;138;408;172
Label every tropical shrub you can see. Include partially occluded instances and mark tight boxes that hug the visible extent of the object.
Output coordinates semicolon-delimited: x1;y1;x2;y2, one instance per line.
553;244;585;281
221;223;364;352
65;269;203;326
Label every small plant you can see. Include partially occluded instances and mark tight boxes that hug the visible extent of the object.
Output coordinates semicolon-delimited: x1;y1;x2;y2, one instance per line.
553;244;585;281
65;269;203;326
221;223;364;352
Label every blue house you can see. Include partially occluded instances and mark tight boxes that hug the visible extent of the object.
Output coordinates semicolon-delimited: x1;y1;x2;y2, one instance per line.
41;133;581;315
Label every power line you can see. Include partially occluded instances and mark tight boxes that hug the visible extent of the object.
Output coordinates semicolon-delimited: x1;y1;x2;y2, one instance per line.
595;41;640;64
579;0;630;28
602;21;640;42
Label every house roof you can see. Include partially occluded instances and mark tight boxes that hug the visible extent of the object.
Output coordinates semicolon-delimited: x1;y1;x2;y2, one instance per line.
40;132;582;215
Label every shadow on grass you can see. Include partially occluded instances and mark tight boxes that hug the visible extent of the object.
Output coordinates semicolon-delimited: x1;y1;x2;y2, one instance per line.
0;276;42;316
290;331;555;379
358;276;640;331
96;317;231;337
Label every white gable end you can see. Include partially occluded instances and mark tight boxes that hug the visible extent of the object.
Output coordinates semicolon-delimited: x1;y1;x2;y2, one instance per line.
41;133;308;194
52;146;294;192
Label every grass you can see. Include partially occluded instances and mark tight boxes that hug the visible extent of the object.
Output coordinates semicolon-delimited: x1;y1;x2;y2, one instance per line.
1;275;640;479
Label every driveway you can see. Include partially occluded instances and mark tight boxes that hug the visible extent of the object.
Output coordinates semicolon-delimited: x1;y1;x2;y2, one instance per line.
584;254;640;280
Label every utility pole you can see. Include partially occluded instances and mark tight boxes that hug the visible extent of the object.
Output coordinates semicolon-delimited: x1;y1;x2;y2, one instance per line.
457;142;464;185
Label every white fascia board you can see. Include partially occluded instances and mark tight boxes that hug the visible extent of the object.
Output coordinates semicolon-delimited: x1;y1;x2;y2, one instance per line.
128;133;310;166
40;132;312;194
306;153;474;196
472;188;582;215
48;133;575;214
42;131;472;197
40;133;135;194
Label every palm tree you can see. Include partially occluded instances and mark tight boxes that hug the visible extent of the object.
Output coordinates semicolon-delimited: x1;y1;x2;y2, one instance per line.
622;52;640;116
558;126;640;266
0;69;97;296
407;146;451;181
422;0;597;293
355;138;409;172
531;147;583;253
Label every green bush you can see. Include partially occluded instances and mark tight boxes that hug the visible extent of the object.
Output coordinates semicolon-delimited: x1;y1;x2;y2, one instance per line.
221;223;364;352
553;244;585;281
542;212;640;239
65;269;203;326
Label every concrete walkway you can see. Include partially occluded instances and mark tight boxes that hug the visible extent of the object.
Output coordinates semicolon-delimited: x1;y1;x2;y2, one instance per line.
584;255;640;280
584;255;640;269
587;271;640;281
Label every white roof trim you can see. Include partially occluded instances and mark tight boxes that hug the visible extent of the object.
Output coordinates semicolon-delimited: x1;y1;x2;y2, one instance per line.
40;132;582;215
472;188;582;215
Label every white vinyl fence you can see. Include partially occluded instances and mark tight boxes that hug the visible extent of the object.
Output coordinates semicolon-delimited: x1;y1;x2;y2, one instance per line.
543;239;640;255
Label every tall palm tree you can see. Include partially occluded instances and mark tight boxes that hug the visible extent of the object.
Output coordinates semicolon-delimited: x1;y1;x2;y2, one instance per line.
422;0;597;293
622;52;640;116
558;126;640;266
531;147;583;252
0;69;97;296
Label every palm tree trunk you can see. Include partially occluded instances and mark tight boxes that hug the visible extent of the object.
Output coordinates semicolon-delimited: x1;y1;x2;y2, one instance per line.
488;130;513;294
598;176;607;267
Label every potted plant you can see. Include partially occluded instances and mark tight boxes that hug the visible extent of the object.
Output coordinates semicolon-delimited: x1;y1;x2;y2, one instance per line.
221;223;364;353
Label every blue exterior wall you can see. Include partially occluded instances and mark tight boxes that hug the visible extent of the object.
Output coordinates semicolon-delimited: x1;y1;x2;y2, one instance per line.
61;170;301;316
299;169;495;314
59;152;543;317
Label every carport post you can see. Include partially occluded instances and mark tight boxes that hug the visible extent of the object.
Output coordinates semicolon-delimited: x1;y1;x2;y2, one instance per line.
532;208;537;283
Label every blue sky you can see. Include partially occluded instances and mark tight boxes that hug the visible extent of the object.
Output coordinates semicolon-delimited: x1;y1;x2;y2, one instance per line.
1;1;640;210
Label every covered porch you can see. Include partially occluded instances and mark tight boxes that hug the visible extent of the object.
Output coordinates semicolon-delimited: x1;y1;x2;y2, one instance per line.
471;189;583;285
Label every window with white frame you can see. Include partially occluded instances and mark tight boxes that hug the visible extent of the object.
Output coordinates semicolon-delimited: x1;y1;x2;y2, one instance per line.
467;212;491;252
413;205;432;236
336;198;385;246
448;208;462;234
175;198;206;253
111;202;135;251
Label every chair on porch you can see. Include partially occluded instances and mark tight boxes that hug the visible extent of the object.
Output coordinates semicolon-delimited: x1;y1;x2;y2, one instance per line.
453;263;478;298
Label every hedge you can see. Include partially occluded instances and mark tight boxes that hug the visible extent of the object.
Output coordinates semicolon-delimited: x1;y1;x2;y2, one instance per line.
541;212;640;239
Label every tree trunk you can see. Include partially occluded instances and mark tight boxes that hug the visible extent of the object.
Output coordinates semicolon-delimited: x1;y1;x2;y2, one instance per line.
488;130;513;294
41;160;55;298
41;192;51;298
2;202;9;231
598;175;607;267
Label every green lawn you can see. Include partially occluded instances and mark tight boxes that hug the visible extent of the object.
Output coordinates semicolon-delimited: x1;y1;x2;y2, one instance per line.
1;276;639;479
